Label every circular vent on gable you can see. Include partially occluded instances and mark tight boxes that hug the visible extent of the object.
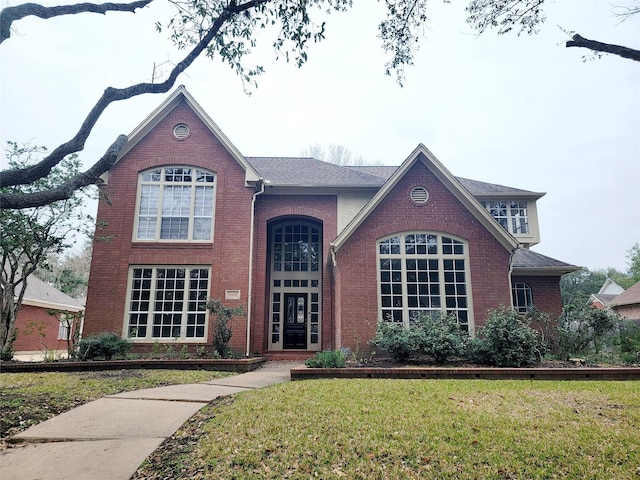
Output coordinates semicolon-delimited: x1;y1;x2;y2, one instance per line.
173;123;190;140
410;186;429;205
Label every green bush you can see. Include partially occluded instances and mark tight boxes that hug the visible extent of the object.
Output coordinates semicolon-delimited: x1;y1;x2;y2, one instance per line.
558;306;619;356
414;312;467;364
305;350;346;368
617;320;640;364
371;320;422;363
469;307;546;367
206;299;245;359
78;332;131;360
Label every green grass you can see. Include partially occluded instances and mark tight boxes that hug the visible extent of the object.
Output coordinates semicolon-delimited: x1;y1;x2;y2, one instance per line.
0;369;231;438
149;379;639;479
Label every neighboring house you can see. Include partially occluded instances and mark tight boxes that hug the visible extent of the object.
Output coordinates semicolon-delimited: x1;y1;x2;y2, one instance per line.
84;86;579;357
12;275;85;360
590;278;625;310
610;281;640;322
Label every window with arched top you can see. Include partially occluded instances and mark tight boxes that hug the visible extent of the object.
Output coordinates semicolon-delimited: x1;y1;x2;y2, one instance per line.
377;232;471;332
135;166;215;241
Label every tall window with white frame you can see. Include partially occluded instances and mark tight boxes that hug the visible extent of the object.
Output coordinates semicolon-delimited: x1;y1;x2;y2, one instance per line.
136;166;215;241
512;282;533;314
127;267;210;340
378;233;471;331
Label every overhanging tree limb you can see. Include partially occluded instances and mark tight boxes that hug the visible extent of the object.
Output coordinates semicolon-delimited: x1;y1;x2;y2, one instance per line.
566;33;640;62
0;0;268;209
0;0;154;44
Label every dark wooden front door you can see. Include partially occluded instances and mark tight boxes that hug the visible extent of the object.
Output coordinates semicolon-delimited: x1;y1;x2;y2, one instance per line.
284;293;307;349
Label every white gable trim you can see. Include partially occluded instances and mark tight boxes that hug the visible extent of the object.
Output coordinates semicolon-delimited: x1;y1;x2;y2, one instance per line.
114;86;260;184
331;144;519;252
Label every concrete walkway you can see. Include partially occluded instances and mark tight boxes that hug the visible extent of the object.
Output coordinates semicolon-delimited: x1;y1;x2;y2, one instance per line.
1;361;301;480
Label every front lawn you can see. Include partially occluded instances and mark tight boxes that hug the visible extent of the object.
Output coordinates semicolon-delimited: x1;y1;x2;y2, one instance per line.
0;369;231;439
136;379;640;479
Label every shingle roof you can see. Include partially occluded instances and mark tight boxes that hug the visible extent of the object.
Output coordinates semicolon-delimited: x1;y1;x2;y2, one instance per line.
591;293;619;306
246;157;387;187
248;158;543;197
511;248;579;271
23;275;85;311
610;281;640;307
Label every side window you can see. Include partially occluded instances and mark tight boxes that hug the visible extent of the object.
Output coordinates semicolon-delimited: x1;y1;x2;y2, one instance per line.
512;282;533;313
135;167;215;241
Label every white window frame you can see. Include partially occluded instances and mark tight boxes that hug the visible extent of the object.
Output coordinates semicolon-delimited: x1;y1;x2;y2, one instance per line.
481;200;529;235
57;316;70;340
512;282;534;314
377;232;473;332
133;166;216;242
124;266;211;342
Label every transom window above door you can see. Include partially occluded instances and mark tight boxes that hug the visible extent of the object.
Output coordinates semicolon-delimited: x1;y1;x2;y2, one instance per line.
135;166;215;241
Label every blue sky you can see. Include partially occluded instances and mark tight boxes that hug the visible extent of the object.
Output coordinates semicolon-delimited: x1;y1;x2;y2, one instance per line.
1;0;639;271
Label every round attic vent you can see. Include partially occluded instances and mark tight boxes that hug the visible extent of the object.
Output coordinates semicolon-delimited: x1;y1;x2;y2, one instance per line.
173;123;190;140
410;186;429;204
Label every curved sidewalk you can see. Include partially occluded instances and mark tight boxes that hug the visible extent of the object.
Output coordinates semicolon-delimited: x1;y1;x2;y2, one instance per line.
1;361;301;480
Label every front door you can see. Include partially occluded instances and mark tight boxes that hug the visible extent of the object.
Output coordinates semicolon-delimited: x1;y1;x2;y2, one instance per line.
284;293;307;349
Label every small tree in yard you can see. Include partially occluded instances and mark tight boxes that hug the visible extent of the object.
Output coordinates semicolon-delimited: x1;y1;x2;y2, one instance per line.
206;299;244;358
48;309;84;359
0;142;92;360
558;305;620;357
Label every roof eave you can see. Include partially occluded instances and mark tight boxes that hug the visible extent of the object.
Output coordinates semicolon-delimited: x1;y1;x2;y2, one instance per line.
512;266;581;276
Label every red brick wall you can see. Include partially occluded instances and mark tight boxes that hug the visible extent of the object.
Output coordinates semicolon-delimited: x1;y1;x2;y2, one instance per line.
252;195;337;353
511;275;564;319
335;161;513;350
13;305;71;354
85;101;253;353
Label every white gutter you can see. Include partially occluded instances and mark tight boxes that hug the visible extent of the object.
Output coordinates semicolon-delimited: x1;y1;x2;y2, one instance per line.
246;179;265;357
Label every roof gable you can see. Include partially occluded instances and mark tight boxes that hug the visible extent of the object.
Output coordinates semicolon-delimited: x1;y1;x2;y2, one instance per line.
331;144;519;252
598;278;625;295
114;86;260;183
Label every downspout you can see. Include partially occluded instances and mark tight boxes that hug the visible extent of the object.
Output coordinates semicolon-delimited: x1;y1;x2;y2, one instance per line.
246;178;265;357
330;245;337;350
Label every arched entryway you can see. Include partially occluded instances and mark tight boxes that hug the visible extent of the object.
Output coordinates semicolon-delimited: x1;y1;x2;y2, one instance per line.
267;219;322;351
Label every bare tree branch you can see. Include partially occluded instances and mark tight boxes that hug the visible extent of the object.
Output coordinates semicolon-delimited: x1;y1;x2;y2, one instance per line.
566;33;640;62
0;0;154;44
0;0;270;209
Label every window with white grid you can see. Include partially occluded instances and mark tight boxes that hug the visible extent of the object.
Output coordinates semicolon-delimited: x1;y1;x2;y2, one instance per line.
481;200;529;235
378;233;471;331
135;167;215;241
512;282;533;314
126;266;210;340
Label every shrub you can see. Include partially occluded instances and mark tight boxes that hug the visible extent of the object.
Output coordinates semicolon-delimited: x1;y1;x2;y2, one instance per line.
617;320;640;364
78;332;131;360
371;320;422;363
305;350;346;368
206;299;245;358
469;307;546;367
558;306;619;356
414;312;467;364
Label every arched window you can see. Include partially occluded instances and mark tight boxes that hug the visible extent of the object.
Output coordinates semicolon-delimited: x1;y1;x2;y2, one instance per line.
512;283;533;313
135;166;215;241
378;233;471;331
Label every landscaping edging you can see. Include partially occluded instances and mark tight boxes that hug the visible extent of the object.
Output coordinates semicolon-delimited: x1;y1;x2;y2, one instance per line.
290;366;640;381
0;357;267;373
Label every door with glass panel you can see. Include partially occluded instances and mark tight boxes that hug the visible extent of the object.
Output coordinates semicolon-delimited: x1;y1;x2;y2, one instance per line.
283;293;307;349
268;221;321;351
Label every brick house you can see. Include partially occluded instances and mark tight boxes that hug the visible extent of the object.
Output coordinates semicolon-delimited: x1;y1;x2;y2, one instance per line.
13;275;84;360
84;86;578;357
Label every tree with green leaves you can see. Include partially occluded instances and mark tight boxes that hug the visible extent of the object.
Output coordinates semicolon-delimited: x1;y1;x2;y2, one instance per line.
0;142;93;359
2;0;634;211
626;243;640;282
